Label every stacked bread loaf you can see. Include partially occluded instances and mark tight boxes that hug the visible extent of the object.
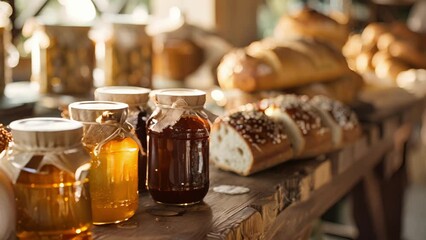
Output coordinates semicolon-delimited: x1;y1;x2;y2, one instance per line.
273;8;350;50
210;94;361;176
217;8;363;104
218;38;351;91
343;22;426;86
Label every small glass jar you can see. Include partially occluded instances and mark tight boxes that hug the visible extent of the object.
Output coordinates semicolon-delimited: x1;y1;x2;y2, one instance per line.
69;101;139;225
94;86;151;191
4;118;92;239
147;89;210;205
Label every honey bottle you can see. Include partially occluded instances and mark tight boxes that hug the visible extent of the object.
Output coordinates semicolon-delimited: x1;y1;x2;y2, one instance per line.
69;101;139;225
147;89;210;205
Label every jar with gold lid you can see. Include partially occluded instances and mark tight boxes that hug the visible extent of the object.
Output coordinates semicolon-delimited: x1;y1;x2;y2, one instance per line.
69;101;139;224
94;86;151;191
147;89;210;205
0;117;92;239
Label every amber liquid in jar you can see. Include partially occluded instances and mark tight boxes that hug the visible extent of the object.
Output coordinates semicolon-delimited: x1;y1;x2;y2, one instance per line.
88;137;139;224
15;164;92;239
147;115;210;205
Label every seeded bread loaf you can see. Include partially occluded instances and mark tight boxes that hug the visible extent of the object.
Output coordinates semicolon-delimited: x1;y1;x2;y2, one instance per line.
261;95;333;158
210;94;361;176
309;95;361;147
210;105;294;176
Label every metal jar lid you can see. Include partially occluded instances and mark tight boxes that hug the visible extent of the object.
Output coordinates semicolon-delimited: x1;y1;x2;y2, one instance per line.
68;101;129;123
9;117;84;149
94;86;151;106
152;88;206;107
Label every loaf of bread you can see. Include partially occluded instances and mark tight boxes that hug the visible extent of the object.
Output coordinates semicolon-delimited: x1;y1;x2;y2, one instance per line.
293;71;364;104
309;96;361;145
273;8;349;50
210;94;361;175
344;22;426;87
210;105;294;176
261;95;333;158
217;39;350;92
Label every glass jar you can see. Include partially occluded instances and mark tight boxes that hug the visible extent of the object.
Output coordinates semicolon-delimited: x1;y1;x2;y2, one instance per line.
30;23;95;95
92;16;152;88
69;101;139;225
2;118;92;239
147;89;210;205
94;86;151;191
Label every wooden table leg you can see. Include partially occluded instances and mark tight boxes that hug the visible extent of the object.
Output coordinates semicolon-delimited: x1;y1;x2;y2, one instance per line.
352;169;388;240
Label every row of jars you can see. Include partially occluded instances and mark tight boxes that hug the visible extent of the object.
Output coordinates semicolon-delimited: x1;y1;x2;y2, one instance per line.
0;87;210;239
29;19;152;95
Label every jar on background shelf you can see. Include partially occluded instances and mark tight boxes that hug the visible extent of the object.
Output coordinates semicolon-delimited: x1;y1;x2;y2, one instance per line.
147;89;210;205
0;118;92;239
90;15;152;88
94;86;151;191
69;101;139;225
30;23;95;96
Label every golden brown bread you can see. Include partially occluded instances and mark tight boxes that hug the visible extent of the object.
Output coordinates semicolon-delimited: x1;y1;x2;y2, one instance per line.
217;39;350;92
210;106;294;176
210;94;361;176
344;21;426;86
293;71;364;104
274;8;349;49
261;95;334;158
309;95;361;145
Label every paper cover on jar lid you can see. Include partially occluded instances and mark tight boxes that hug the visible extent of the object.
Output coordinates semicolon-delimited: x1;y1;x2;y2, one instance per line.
151;89;207;133
0;118;91;183
95;86;151;106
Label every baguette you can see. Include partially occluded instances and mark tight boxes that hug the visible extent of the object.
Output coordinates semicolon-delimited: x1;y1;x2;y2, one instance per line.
210;105;293;176
217;39;350;92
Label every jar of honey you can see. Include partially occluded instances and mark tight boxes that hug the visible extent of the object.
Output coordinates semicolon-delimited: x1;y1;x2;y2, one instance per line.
94;86;151;191
147;89;210;205
3;118;92;239
69;101;139;225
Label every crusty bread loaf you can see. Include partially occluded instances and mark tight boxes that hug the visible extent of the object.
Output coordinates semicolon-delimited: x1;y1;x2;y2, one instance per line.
274;8;349;50
261;95;333;158
294;71;364;105
210;94;361;176
309;95;361;145
217;39;350;92
210;105;294;176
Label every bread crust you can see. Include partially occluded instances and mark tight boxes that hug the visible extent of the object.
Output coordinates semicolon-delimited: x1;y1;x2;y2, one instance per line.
217;39;350;92
274;8;349;49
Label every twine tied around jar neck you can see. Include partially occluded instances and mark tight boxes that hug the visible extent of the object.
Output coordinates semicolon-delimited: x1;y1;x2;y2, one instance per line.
81;110;143;158
0;142;91;184
151;98;201;133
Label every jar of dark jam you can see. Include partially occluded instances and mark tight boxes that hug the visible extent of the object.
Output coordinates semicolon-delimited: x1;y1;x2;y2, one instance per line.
147;89;210;205
95;86;151;191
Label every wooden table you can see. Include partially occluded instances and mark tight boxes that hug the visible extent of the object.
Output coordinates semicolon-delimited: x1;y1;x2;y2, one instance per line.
90;96;425;240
